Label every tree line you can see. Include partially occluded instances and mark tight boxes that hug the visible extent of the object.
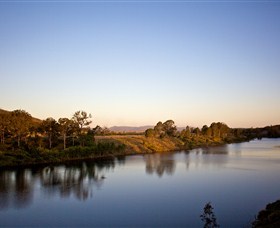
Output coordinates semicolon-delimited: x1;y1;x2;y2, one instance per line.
0;109;93;150
1;109;279;153
145;120;280;148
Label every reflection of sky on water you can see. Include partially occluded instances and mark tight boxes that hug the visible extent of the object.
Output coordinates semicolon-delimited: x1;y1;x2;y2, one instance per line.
1;138;280;227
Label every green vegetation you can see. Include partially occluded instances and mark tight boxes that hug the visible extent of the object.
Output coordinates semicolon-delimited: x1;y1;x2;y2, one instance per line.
0;108;280;167
0;109;126;167
144;121;280;150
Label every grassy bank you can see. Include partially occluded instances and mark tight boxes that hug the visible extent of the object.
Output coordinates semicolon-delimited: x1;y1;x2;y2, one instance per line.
0;135;179;167
95;134;242;153
95;135;185;153
0;134;248;168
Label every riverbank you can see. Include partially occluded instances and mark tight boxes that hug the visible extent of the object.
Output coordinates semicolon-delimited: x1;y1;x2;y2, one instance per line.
95;135;185;153
0;134;245;168
0;142;127;168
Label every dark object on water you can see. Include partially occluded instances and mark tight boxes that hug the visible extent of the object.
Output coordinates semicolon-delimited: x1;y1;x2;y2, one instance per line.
200;202;219;228
252;200;280;228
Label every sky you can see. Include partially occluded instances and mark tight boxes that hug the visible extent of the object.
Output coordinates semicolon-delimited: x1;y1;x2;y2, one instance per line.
0;0;280;128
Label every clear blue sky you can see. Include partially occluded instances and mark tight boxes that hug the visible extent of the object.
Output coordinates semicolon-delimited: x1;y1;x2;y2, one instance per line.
0;0;279;128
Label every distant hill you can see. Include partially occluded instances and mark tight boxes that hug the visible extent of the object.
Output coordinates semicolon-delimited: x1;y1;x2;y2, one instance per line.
0;108;42;124
109;126;153;133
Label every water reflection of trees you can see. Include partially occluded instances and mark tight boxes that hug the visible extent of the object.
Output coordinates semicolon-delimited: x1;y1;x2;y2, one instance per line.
184;145;229;170
144;146;230;177
0;169;34;210
0;158;120;210
144;153;175;177
200;145;229;154
41;160;116;201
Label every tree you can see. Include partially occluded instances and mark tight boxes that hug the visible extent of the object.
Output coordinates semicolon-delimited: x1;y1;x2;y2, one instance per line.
200;202;219;228
181;126;191;139
145;128;155;137
219;122;230;139
202;125;212;138
10;110;32;147
210;122;230;139
72;111;92;133
0;112;10;144
28;123;43;149
58;118;72;150
101;127;111;136
163;120;177;137
69;119;79;146
193;127;201;136
92;125;103;136
72;111;92;146
42;118;59;149
210;123;219;138
154;121;165;138
152;120;177;138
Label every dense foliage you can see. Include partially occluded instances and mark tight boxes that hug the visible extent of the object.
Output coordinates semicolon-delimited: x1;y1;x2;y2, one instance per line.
145;121;280;149
0;109;126;167
0;109;94;150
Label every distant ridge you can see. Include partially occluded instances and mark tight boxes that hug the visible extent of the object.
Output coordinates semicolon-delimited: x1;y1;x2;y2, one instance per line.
109;126;153;133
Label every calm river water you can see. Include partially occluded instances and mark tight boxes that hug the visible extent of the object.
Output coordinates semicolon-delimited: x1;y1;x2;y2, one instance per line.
1;138;280;227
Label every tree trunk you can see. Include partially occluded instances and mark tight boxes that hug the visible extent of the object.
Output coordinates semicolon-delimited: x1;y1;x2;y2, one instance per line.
81;137;85;147
0;131;4;144
18;136;20;147
63;133;66;150
49;134;52;149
